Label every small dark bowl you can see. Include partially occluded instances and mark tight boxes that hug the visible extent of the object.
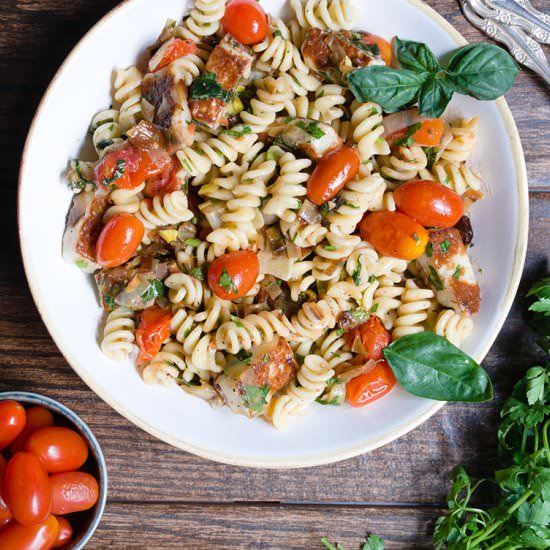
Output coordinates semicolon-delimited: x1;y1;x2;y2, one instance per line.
0;391;107;549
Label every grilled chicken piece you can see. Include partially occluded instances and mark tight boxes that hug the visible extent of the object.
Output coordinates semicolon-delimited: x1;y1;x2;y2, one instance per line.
189;34;254;129
141;66;195;153
268;117;342;160
62;190;108;273
417;228;480;316
214;336;297;418
302;28;384;73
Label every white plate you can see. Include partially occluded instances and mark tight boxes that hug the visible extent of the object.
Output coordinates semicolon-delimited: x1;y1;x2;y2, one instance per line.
19;0;528;468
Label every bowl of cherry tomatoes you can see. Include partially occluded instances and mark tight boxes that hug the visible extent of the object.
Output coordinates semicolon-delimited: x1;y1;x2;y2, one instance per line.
0;392;107;549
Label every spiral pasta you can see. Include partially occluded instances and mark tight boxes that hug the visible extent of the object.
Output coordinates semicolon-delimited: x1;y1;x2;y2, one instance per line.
372;276;405;330
392;280;435;339
136;191;194;233
290;301;335;342
421;161;483;199
280;219;327;248
440;117;479;164
113;66;143;132
142;341;184;386
378;145;428;182
90;109;124;158
435;310;474;347
315;329;353;369
100;307;136;362
103;183;145;222
290;0;358;31
350;101;390;161
179;0;225;43
165;273;206;309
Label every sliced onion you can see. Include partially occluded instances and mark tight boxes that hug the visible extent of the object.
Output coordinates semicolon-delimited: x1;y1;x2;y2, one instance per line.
298;199;321;224
338;360;377;384
383;108;425;139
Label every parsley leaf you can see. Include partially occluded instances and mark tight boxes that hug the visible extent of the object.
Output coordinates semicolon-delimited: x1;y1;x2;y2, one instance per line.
191;267;205;281
230;315;244;328
242;384;269;414
141;279;165;303
352;258;362;286
392;122;422;147
189;72;231;101
102;159;126;186
219;268;236;294
428;266;445;290
295;120;326;139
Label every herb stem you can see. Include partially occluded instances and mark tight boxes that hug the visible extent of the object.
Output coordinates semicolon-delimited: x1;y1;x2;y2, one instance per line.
543;418;550;465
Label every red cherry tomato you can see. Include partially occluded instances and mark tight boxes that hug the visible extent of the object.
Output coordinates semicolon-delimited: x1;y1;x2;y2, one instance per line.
394;180;465;228
207;251;260;300
25;427;88;474
52;516;73;549
359;211;429;260
93;146;142;189
150;37;198;72
222;0;269;45
0;400;26;451
131;149;174;190
0;455;12;530
50;472;99;515
307;146;360;206
96;213;144;268
0;515;59;550
136;307;172;365
346;317;391;361
386;119;445;148
143;157;182;197
10;406;55;455
363;33;393;65
4;452;52;526
346;360;396;407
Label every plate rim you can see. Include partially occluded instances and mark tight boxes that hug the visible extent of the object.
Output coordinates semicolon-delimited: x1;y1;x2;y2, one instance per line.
18;0;529;468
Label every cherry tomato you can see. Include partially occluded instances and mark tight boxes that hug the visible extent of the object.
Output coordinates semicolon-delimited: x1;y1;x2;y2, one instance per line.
93;146;142;189
4;452;52;526
207;250;260;300
150;38;198;71
386;119;445;148
0;515;59;550
222;0;269;45
0;400;26;451
50;472;99;515
25;427;88;474
359;211;429;260
394;180;465;228
131;149;174;190
346;316;391;361
136;307;172;365
346;360;396;407
307;146;360;206
363;33;393;65
52;516;72;549
96;213;144;268
143;157;182;197
10;406;55;455
0;455;12;530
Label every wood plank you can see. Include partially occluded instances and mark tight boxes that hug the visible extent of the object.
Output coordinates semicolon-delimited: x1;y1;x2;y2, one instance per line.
1;194;548;505
89;503;441;549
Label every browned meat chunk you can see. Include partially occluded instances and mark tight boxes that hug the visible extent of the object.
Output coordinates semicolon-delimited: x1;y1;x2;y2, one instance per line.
190;97;227;129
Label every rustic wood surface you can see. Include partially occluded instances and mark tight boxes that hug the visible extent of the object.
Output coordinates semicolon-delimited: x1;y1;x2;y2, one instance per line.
0;0;549;548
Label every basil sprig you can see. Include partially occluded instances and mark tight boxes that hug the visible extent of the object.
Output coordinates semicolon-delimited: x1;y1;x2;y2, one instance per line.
348;38;519;118
383;332;493;402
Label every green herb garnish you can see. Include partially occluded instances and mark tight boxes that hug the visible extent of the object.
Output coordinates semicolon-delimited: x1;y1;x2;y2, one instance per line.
189;72;231;101
295;120;326;139
428;265;445;291
242;384;269;414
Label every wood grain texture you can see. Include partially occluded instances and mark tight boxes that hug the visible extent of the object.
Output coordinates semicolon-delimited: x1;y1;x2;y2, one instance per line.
0;0;549;547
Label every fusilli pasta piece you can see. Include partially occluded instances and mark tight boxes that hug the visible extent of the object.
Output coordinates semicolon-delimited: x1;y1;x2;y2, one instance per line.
435;309;474;347
290;0;358;31
392;280;435;339
100;307;136;362
113;66;143;131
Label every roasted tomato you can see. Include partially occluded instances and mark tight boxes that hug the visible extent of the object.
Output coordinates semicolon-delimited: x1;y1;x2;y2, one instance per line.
10;406;55;454
52;516;73;549
143;157;182;197
96;213;144;268
346;316;391;361
0;516;59;550
207;250;260;300
394;180;465;228
149;37;198;72
4;452;52;526
25;426;89;474
222;0;269;45
93;146;142;189
346;360;396;407
359;211;429;261
385;118;445;148
307;146;360;205
50;472;99;515
0;400;26;451
363;33;393;65
131;149;173;190
136;307;172;364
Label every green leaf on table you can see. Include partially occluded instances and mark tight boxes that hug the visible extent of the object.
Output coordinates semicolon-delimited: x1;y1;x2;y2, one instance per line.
418;76;455;118
383;332;493;402
530;299;550;316
348;66;428;113
526;366;547;405
527;278;550;299
447;43;520;100
394;38;440;73
362;534;384;550
517;500;550;528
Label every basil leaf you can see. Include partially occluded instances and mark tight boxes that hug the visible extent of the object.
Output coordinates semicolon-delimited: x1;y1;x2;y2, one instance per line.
418;76;455;118
189;72;230;101
348;66;429;113
394;38;440;73
383;332;493;402
447;43;520;100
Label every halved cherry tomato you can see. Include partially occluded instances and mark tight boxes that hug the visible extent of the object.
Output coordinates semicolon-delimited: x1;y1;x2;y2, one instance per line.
0;455;12;530
136;307;172;365
346;360;396;407
4;452;52;526
207;250;260;301
359;211;429;261
96;213;144;268
52;516;73;549
346;316;391;361
93;146;142;189
0;515;59;550
25;427;88;474
307;146;360;206
143;157;182;197
222;0;269;45
50;472;99;515
386;119;445;148
131;149;173;190
394;180;465;228
149;38;198;72
10;406;55;454
0;401;26;451
363;33;393;65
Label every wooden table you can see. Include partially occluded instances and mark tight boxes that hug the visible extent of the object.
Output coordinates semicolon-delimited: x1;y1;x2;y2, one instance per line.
1;0;549;547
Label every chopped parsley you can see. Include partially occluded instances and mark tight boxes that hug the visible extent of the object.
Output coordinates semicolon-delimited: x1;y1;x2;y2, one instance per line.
242;384;269;414
411;232;420;242
263;353;270;363
370;303;379;313
219;268;237;294
454;265;462;280
320;203;331;216
425;242;433;257
351;33;380;56
295;120;326;139
191;267;205;281
141;279;165;303
184;238;201;248
103;294;116;311
393;122;422;147
273;29;283;38
352;259;362;287
222;125;252;137
344;201;360;209
236;350;252;364
102;159;126;186
440;239;451;253
323;245;337;251
350;308;369;325
230;315;243;328
75;259;88;269
423;146;439;170
428;265;445;291
189;72;231;101
368;275;377;284
96;139;114;151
